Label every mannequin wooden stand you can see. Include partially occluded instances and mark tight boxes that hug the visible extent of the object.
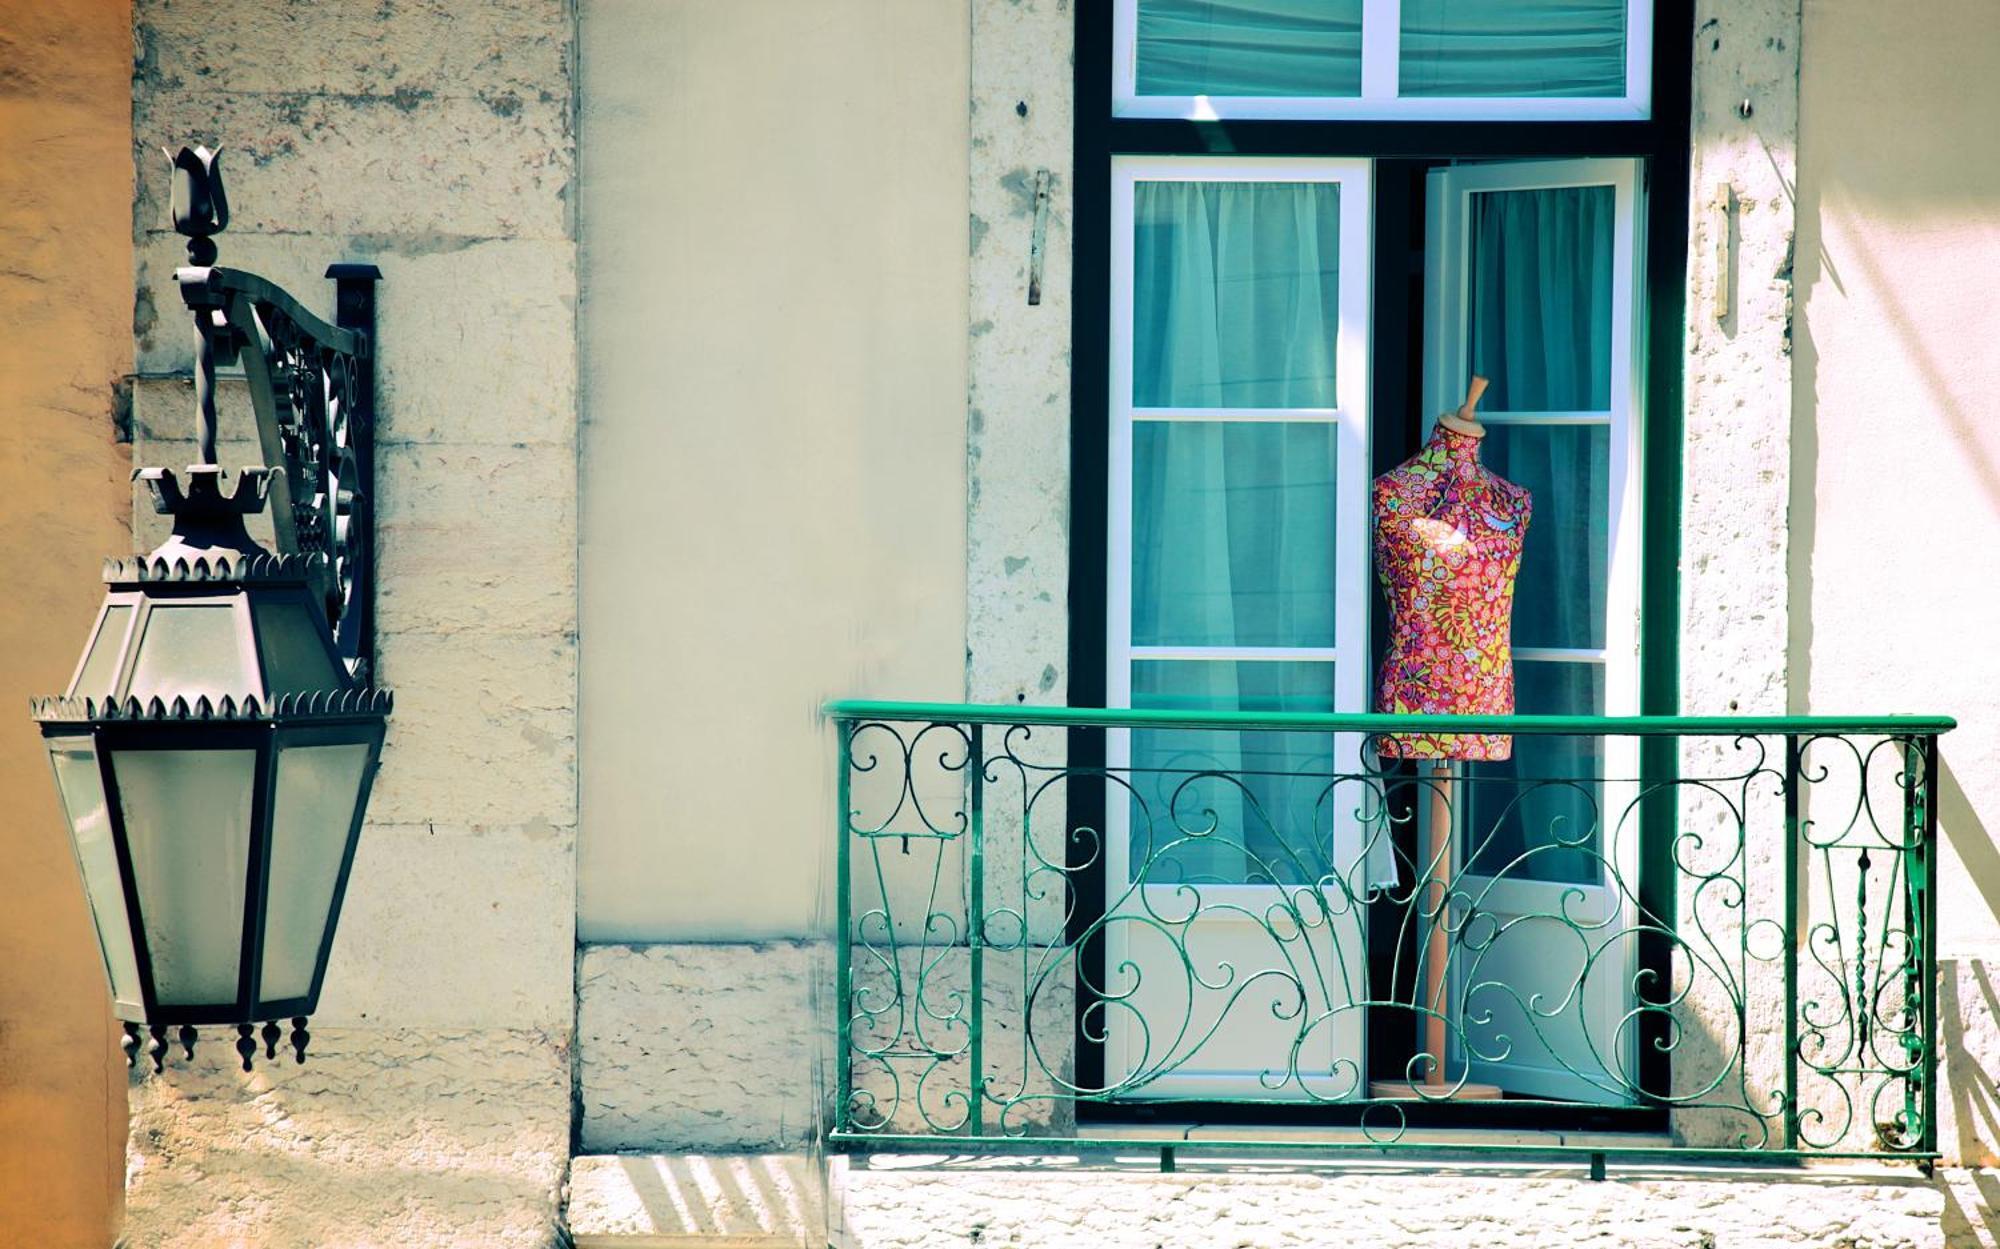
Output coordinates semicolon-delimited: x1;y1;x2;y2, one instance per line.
1370;761;1503;1101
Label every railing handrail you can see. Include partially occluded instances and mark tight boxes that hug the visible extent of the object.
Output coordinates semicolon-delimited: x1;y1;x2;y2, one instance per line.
824;699;1955;736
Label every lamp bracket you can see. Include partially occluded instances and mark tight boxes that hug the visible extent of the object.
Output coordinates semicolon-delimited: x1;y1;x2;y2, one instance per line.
164;144;380;682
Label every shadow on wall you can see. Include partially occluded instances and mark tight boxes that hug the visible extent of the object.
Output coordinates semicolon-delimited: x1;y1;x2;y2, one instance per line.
1941;960;2000;1169
1941;755;2000;938
1941;755;2000;1170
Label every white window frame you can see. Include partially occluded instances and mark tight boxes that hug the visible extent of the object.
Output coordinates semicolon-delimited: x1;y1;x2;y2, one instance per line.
1106;154;1375;751
1422;156;1644;729
1112;0;1653;122
1102;156;1375;1099
1423;156;1646;1102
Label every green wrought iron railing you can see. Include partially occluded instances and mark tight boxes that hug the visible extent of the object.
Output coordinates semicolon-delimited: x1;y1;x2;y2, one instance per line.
826;701;1951;1169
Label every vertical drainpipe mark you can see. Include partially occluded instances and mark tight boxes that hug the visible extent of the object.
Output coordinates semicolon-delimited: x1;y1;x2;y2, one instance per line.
1027;169;1053;306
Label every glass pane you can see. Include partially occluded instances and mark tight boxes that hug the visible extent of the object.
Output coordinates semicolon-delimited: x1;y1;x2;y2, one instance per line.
127;604;257;704
1136;0;1363;98
1401;0;1627;99
254;597;343;697
1465;660;1605;885
260;743;371;1002
48;742;143;1008
1133;421;1337;648
1128;660;1336;886
1134;181;1340;408
1468;184;1616;412
114;748;256;1005
1480;423;1607;650
73;605;132;699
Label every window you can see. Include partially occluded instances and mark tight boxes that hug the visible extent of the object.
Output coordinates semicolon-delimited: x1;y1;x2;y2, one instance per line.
1115;0;1654;120
1104;159;1374;1096
1075;1;1689;1112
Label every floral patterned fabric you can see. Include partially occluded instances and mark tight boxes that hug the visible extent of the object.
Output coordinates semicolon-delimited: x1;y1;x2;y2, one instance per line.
1373;424;1532;761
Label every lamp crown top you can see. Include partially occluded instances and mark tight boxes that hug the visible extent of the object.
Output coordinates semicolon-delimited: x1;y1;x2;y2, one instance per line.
136;465;273;566
166;144;228;265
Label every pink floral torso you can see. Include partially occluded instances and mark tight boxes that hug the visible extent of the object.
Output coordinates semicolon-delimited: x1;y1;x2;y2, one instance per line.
1372;426;1532;761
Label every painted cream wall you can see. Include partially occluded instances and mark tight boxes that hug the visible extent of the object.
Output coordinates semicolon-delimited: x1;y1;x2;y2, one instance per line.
0;1;133;1242
577;0;971;941
1796;0;2000;959
1796;0;2000;1164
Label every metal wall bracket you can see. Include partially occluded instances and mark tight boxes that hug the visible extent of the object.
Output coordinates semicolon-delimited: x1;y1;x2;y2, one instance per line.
166;145;379;680
1027;168;1053;306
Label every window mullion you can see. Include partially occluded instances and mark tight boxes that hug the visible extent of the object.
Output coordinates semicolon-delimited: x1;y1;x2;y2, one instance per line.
1360;0;1401;103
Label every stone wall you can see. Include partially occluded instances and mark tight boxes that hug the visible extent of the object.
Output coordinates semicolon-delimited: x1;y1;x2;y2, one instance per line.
579;943;824;1153
1671;0;1805;1148
829;1160;1971;1249
965;0;1073;716
125;2;579;1244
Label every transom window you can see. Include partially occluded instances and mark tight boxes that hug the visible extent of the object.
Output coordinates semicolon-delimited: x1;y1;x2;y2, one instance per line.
1115;0;1654;120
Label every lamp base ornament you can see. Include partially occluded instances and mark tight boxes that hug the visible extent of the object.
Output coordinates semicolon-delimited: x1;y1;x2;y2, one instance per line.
119;1017;315;1072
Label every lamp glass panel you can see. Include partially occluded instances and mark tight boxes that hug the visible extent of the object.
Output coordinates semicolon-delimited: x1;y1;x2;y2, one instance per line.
127;603;257;704
253;597;343;697
114;747;256;1005
259;742;371;1002
47;741;143;1008
73;605;133;699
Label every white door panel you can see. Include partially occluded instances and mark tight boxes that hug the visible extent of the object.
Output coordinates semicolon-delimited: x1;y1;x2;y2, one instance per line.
1105;156;1374;1099
1425;157;1645;1104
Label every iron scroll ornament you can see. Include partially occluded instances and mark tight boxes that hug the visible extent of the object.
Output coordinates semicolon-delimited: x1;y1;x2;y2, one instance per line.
167;144;378;678
827;705;1948;1168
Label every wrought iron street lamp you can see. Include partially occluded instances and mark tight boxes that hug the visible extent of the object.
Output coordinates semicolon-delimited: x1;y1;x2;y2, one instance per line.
30;145;390;1073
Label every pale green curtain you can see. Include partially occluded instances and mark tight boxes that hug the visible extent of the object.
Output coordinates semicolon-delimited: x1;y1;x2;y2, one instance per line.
1135;0;1627;102
1134;180;1341;409
1459;185;1615;885
1128;180;1346;887
1136;0;1364;98
1401;0;1627;98
1470;186;1614;415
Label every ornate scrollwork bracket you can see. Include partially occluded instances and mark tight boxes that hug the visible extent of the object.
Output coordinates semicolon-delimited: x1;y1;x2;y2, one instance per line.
164;144;379;681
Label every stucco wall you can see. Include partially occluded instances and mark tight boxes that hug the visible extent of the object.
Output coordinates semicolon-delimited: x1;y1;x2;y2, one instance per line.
0;2;133;1244
575;0;972;944
124;2;580;1244
1795;0;2000;1167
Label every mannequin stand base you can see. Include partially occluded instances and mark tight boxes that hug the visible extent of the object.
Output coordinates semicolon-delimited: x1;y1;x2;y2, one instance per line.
1368;1078;1504;1101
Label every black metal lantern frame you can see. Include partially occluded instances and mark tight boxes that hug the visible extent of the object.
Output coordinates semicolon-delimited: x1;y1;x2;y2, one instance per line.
30;144;390;1073
36;690;388;1070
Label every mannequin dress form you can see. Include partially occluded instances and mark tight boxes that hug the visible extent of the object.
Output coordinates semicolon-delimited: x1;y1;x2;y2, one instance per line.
1367;376;1530;1101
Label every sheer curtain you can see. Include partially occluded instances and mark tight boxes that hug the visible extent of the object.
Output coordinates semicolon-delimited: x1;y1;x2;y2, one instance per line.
1462;185;1614;885
1136;0;1364;99
1131;0;1625;101
1400;0;1627;98
1128;181;1344;886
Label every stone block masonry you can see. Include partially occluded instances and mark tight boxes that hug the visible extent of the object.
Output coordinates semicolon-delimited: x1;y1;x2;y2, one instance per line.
125;1;579;1244
828;1160;1973;1249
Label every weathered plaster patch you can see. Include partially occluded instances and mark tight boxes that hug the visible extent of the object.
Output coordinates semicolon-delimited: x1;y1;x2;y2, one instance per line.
966;0;1073;711
1673;0;1804;1149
